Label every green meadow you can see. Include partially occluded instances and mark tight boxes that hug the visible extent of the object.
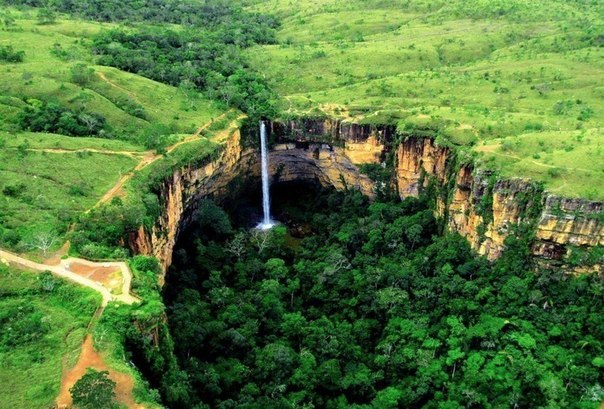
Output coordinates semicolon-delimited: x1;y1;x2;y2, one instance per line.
0;145;137;244
0;11;223;139
245;0;604;199
0;9;227;249
0;265;100;409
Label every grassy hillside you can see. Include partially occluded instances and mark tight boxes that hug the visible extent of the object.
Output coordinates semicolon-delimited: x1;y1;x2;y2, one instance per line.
244;0;604;199
0;8;227;250
0;265;100;409
0;138;138;246
0;10;223;139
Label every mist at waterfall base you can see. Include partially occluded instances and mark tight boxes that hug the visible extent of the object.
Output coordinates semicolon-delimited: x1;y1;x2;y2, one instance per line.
256;121;276;230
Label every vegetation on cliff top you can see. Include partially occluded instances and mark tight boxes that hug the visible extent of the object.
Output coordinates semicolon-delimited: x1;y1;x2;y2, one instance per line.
245;0;604;199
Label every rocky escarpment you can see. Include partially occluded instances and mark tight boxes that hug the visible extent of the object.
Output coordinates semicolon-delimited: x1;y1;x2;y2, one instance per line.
395;137;603;265
268;119;393;165
129;131;245;273
266;143;373;196
270;118;396;144
396;137;449;197
533;197;603;260
129;131;372;274
271;120;601;264
131;117;602;274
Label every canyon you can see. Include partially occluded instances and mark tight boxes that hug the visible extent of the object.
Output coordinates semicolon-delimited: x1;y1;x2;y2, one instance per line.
129;118;603;275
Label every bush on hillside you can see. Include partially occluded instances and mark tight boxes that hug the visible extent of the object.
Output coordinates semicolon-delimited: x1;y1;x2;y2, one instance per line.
17;99;110;137
0;45;24;62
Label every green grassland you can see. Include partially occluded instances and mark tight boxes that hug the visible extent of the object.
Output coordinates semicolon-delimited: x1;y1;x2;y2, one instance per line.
0;130;145;151
0;9;229;249
0;10;224;139
0;146;137;245
0;265;100;409
245;0;604;199
476;129;603;200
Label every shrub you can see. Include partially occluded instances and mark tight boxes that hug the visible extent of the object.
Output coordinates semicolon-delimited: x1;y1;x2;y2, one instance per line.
17;99;109;137
0;303;50;348
70;63;95;86
0;45;24;63
2;183;27;197
70;369;117;409
577;107;594;121
36;7;56;25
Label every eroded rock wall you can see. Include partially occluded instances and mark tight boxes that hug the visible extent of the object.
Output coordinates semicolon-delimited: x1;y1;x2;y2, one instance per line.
396;138;449;197
129;132;373;274
393;137;603;263
268;144;374;196
533;196;604;259
270;118;395;144
270;119;392;165
445;170;542;260
129;130;245;273
131;118;602;274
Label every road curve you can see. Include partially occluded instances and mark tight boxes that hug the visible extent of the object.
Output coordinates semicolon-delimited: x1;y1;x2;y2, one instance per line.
0;249;138;306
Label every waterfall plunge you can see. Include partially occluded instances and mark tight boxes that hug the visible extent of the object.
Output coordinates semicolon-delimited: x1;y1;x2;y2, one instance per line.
256;121;275;230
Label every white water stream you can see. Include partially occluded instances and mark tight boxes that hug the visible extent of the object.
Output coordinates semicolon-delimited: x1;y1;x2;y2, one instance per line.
257;121;275;230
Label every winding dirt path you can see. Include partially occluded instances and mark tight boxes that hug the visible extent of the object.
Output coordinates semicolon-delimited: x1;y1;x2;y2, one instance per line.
90;110;236;210
0;248;142;407
56;334;143;409
0;249;137;306
97;71;141;104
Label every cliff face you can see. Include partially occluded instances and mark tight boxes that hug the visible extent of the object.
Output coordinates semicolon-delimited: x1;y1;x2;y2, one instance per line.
132;118;602;274
396;138;449;197
393;137;603;264
445;169;542;260
266;144;374;196
270;119;391;165
270;118;396;144
533;196;604;259
129;132;373;275
129;130;245;274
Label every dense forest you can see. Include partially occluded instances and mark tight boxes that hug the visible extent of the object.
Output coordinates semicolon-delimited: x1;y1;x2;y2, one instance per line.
119;184;604;408
92;27;278;118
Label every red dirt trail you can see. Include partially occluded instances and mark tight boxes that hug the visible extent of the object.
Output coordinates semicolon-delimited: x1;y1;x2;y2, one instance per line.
56;335;143;409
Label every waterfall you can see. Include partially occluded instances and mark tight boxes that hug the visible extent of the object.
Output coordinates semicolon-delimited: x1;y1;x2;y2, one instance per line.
257;121;275;230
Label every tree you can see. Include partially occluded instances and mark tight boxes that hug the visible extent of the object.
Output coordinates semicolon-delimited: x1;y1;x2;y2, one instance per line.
405;223;423;249
372;386;403;408
36;7;56;25
71;63;95;86
0;45;24;62
70;368;117;409
225;231;247;259
78;113;101;133
251;229;271;254
196;199;233;236
1;11;16;30
25;230;58;256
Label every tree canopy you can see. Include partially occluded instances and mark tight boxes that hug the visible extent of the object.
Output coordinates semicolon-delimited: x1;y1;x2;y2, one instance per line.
143;187;604;408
